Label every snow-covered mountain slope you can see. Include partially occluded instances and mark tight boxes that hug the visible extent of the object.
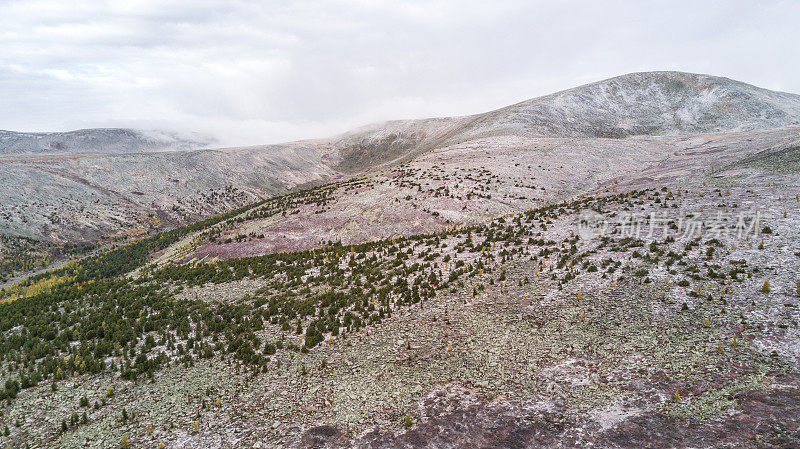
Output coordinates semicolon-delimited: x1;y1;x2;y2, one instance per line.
463;71;800;138
332;71;800;172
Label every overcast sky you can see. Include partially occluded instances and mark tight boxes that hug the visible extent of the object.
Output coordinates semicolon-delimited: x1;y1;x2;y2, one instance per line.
1;0;799;146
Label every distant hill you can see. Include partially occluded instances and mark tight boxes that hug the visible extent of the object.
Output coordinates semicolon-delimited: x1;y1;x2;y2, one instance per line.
463;71;800;138
332;71;800;171
0;128;214;155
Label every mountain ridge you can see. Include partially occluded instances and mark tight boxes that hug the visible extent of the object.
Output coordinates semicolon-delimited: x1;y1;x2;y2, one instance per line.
328;71;800;172
2;70;799;254
3;71;798;161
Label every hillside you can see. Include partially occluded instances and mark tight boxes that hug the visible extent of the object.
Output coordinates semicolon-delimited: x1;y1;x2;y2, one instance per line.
1;125;799;448
1;72;800;448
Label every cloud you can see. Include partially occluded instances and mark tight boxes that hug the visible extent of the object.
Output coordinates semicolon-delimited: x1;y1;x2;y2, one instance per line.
0;0;798;146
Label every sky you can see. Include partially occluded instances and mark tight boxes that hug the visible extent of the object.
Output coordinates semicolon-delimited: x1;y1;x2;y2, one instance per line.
1;0;799;146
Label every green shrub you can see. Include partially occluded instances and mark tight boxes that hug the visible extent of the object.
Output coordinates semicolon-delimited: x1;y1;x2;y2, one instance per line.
402;412;413;429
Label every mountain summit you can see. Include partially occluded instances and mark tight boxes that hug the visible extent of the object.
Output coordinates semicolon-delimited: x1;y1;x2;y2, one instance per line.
332;71;800;171
473;71;800;138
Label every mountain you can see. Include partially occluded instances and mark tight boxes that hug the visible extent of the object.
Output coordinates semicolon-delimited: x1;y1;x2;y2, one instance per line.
461;71;800;138
332;71;800;171
0;142;339;243
0;128;213;155
3;72;800;448
2;71;799;258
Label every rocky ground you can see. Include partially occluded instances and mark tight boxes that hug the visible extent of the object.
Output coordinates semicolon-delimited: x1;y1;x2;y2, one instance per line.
176;127;799;264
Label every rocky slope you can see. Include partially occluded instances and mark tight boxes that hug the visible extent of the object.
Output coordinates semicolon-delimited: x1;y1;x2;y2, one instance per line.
0;143;340;243
2;135;799;448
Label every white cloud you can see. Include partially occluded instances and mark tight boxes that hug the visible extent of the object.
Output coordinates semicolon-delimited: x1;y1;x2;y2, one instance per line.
0;0;798;146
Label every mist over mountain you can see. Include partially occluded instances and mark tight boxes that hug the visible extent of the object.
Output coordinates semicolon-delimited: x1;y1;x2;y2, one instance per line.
5;71;799;159
0;128;213;155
